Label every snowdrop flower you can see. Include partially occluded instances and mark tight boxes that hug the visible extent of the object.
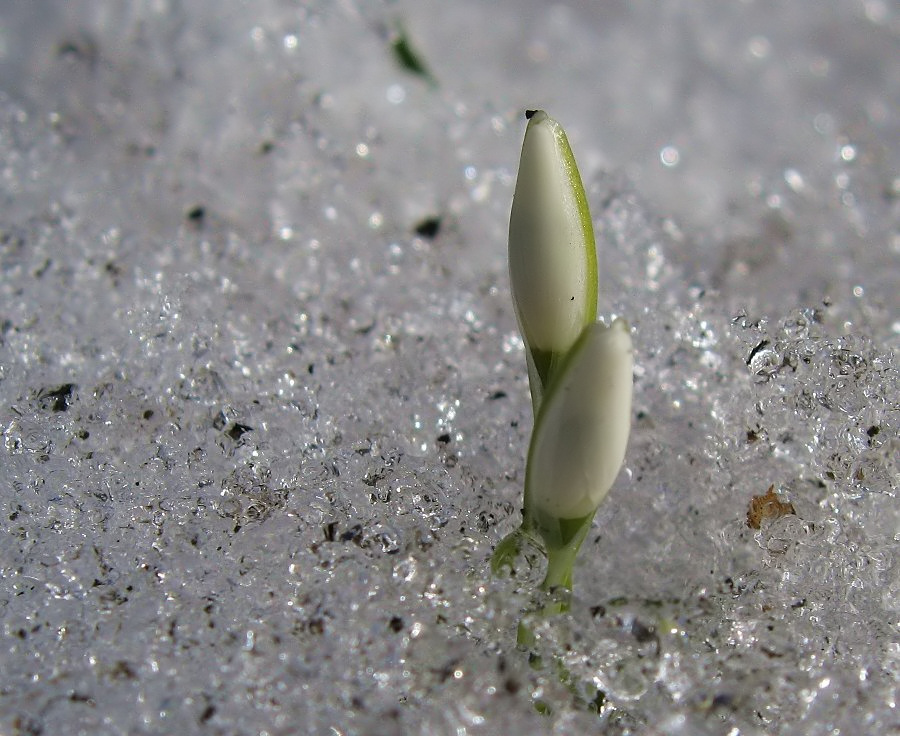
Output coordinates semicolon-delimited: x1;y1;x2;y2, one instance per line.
526;319;633;521
508;110;597;410
493;110;634;596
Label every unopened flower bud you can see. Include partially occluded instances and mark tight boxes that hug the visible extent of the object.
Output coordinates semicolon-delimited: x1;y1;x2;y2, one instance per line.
508;110;598;407
526;319;633;520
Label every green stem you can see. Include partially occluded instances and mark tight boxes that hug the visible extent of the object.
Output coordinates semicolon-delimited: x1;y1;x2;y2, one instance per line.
532;508;595;593
541;538;578;591
492;508;595;594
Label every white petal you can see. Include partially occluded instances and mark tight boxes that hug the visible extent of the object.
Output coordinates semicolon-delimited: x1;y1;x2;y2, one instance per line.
508;110;597;359
526;319;633;519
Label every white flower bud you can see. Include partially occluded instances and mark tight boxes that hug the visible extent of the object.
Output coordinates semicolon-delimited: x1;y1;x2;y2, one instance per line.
508;110;598;402
526;319;633;520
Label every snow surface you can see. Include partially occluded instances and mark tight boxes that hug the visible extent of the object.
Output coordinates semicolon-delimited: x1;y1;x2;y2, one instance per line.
0;1;897;734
